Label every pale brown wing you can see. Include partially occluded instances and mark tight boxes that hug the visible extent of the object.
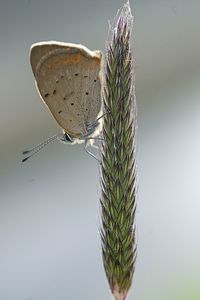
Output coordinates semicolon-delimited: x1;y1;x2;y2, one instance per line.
80;62;102;127
30;42;102;137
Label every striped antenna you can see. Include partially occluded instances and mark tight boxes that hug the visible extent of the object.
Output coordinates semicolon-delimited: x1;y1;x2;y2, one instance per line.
22;134;62;162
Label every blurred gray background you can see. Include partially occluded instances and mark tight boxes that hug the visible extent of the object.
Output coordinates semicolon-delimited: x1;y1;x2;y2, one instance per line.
0;0;200;299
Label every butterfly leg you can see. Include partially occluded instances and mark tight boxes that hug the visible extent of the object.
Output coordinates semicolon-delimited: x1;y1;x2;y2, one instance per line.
89;110;110;129
84;139;101;164
96;110;110;122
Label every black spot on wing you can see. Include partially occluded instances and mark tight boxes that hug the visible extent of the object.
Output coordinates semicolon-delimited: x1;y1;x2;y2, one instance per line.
63;91;74;101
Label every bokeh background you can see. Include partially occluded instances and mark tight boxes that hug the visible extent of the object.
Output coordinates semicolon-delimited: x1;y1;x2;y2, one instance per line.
0;0;200;299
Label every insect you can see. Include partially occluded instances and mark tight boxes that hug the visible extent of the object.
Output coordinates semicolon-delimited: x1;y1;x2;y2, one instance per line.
22;41;103;162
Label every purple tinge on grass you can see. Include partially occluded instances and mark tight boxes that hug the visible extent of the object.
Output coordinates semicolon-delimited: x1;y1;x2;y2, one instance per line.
100;1;137;300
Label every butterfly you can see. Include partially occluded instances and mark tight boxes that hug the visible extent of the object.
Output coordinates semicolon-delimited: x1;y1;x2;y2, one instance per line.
23;41;103;162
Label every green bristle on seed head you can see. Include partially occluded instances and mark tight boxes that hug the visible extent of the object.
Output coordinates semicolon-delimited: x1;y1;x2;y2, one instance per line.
100;1;137;300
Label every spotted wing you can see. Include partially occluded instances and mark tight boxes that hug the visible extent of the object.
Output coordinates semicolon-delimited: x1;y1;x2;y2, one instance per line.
30;41;102;138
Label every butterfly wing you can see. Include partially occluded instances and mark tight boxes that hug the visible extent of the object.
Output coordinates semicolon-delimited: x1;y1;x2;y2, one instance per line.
30;41;102;138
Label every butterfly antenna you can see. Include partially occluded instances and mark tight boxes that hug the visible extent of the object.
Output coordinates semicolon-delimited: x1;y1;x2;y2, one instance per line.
22;134;60;163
